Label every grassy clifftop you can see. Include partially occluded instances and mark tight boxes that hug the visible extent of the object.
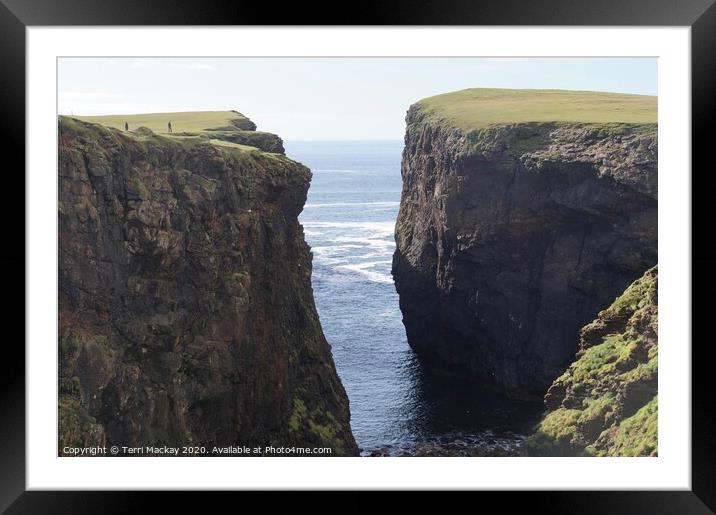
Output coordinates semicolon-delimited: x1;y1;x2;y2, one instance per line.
527;267;658;456
58;115;358;455
415;88;657;131
77;110;254;134
72;110;284;154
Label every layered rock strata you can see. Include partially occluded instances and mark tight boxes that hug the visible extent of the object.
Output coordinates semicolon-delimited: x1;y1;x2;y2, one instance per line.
392;89;657;398
58;113;357;455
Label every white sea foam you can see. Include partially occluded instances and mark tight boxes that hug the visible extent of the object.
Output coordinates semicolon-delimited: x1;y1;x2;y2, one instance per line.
302;220;396;284
336;261;394;284
302;222;396;247
314;257;349;266
310;244;366;262
311;244;365;254
312;169;379;174
341;260;392;270
304;201;400;209
368;207;399;213
334;236;395;250
302;221;396;232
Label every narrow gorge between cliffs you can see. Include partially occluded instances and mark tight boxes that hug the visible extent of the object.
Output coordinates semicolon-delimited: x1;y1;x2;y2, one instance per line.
288;140;541;456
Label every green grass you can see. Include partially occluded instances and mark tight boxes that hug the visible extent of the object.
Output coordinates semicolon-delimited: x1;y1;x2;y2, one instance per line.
76;110;250;135
287;395;347;455
527;267;658;457
69;111;271;155
417;88;657;131
208;139;258;151
592;395;658;457
606;268;657;314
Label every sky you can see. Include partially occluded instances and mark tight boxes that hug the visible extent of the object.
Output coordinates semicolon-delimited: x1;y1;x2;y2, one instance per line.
58;57;657;141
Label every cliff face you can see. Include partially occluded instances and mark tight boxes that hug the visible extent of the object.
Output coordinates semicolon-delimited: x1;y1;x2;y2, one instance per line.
527;267;658;456
58;114;357;455
392;89;657;398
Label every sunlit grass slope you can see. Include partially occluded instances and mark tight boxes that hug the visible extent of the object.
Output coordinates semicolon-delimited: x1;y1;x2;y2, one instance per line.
417;88;657;131
71;110;273;153
76;110;251;134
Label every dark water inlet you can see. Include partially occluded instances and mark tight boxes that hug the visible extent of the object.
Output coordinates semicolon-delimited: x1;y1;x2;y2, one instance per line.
287;140;541;456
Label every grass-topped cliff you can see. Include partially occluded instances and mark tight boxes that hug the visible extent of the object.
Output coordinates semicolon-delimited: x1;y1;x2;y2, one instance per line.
393;88;657;399
527;267;658;456
76;110;285;154
416;88;657;131
58;112;358;455
77;110;255;133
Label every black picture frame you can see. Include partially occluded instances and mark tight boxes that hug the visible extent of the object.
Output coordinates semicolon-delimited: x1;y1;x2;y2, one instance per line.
2;0;714;511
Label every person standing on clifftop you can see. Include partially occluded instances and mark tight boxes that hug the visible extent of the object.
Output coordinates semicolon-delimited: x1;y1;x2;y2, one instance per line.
168;121;173;134
125;122;128;131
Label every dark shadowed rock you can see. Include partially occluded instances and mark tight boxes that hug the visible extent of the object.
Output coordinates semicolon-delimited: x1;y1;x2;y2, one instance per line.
58;116;357;455
205;130;285;154
392;90;657;399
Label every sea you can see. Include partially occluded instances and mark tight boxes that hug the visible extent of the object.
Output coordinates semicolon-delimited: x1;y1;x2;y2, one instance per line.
286;140;541;456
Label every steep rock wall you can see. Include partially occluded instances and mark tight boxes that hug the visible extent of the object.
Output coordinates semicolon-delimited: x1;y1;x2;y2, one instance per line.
58;116;357;455
392;102;657;398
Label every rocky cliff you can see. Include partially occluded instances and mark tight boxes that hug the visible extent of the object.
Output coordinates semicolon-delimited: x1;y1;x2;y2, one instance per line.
58;112;358;455
392;89;657;398
527;267;658;456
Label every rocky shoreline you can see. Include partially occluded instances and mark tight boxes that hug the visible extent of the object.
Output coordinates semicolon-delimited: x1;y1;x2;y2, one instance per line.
365;433;530;457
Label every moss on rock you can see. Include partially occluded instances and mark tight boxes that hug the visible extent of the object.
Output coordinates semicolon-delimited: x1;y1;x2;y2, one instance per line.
527;267;658;456
58;396;106;451
287;395;351;456
58;114;357;456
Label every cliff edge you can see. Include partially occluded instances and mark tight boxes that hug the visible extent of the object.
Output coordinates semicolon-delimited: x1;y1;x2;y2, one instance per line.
58;112;358;455
392;89;657;398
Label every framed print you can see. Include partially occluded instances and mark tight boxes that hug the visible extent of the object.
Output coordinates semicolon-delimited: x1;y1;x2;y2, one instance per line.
4;0;715;511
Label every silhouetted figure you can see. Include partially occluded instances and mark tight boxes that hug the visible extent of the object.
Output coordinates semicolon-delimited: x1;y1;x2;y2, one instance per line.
168;121;173;134
124;122;128;131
